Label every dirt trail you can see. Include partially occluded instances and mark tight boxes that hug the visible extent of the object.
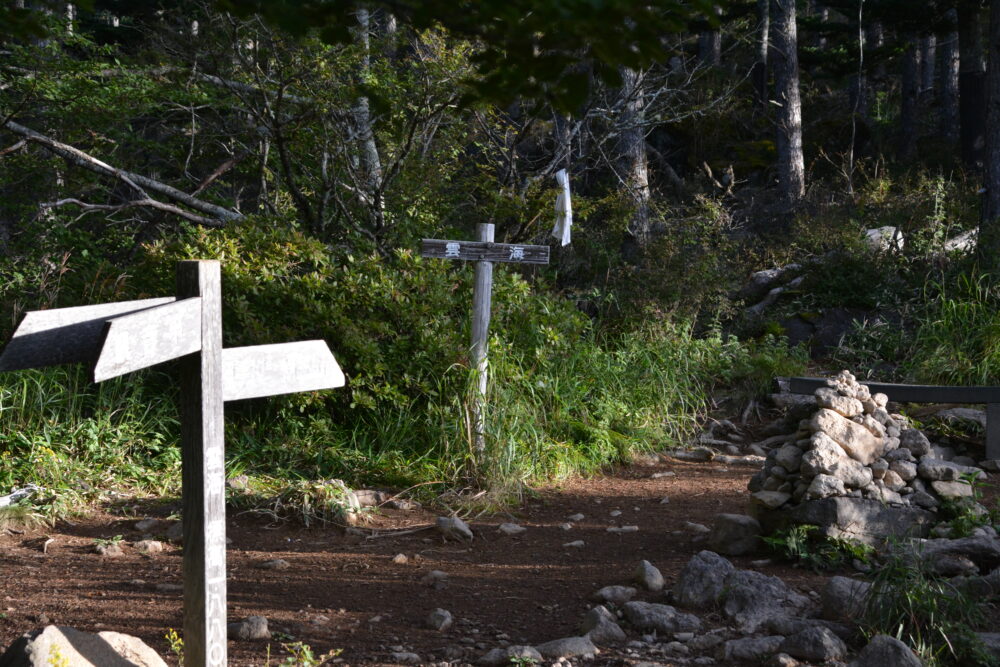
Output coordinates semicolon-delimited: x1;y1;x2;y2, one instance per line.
0;457;836;666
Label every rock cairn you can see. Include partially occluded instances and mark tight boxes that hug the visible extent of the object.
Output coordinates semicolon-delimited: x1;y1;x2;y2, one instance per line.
750;370;988;513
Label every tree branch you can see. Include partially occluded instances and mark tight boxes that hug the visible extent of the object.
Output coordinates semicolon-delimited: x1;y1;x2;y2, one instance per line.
40;197;225;227
3;119;243;224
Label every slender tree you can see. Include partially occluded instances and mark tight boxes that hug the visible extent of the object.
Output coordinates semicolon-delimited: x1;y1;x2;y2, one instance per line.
772;0;805;202
979;0;1000;270
899;36;921;160
753;0;770;108
940;10;961;145
958;0;987;166
617;66;652;252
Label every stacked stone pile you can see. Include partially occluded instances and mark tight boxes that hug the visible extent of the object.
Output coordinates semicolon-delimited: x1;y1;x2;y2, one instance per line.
749;370;989;514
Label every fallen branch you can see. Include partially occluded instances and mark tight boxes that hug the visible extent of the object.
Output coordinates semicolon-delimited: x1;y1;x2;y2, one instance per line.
40;197;223;227
3;119;242;225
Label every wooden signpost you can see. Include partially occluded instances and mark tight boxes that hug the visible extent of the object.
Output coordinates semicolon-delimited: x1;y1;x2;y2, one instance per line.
421;224;549;458
0;260;345;667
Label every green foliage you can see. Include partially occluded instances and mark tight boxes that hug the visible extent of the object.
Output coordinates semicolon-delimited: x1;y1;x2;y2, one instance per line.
274;641;341;667
937;475;997;538
762;524;874;572
165;628;184;667
861;550;999;667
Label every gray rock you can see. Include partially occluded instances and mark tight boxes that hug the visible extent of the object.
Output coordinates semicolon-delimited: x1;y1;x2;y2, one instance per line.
436;516;473;541
907;536;1000;574
591;585;636;605
911;490;939;509
421;570;449;588
0;626;168;667
719;636;784;662
133;518;158;532
937;407;987;429
774;444;805;473
821;576;870;622
829;458;874;488
164;522;183;542
779;626;847;662
720;570;811;634
756;497;934;545
708;514;762;556
623;601;702;634
580;606;626;645
94;543;123;558
389;652;421;664
477;646;542;666
882;469;907;492
899;429;931;456
800;433;849;476
849;634;922;667
763;616;854;642
134;540;163;555
890;460;918;481
534;636;597;659
257;558;289;570
227;615;270;640
812;409;883;464
497;522;525;536
751;491;791;510
815;388;864;418
918;458;983;482
804;474;846;500
931;480;974;499
673;551;735;608
426;608;453;631
634;560;664;591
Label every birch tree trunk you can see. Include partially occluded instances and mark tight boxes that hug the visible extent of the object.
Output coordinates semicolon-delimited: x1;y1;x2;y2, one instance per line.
921;35;937;95
772;0;805;202
698;5;722;67
350;8;385;230
617;66;652;252
958;1;987;167
978;0;1000;271
940;13;961;146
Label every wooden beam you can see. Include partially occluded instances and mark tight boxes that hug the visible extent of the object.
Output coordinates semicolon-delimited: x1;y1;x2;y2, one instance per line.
92;298;203;382
177;261;227;667
0;297;175;372
787;377;1000;404
221;340;345;402
469;223;495;460
421;239;549;264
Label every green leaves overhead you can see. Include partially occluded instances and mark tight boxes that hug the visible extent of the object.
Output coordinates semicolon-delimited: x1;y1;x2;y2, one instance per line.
212;0;718;110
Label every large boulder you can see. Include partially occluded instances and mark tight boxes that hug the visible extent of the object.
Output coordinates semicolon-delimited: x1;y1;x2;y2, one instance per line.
622;602;701;634
849;635;922;667
755;497;934;545
719;570;811;634
672;551;735;608
821;576;871;622
811;409;883;465
0;626;167;667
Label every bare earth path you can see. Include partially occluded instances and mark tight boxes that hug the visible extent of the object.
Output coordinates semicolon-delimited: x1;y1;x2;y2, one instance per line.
0;456;835;666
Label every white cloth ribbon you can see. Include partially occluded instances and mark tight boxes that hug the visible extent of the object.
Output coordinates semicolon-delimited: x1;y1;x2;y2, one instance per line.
551;168;572;246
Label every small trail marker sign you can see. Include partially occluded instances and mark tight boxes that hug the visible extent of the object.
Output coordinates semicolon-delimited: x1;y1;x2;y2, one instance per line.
0;260;345;667
421;224;549;459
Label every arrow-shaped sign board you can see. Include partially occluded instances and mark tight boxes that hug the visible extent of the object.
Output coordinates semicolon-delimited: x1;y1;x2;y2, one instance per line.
0;260;346;667
0;297;175;372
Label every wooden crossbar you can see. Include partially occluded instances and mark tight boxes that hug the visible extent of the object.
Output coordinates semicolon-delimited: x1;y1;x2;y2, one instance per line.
784;376;1000;459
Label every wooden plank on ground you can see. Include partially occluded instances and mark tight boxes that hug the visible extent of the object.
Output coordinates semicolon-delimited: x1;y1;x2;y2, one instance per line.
221;340;345;402
0;297;176;372
92;298;203;381
421;239;549;264
787;376;1000;404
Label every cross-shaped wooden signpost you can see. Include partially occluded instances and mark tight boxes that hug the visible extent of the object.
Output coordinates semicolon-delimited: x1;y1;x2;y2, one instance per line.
421;224;549;458
0;260;345;667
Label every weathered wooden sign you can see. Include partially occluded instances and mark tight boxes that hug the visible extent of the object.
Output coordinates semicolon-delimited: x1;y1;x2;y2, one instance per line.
0;260;345;667
421;225;549;459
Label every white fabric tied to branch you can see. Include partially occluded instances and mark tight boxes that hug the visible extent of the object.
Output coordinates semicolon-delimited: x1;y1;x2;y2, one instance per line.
551;168;572;246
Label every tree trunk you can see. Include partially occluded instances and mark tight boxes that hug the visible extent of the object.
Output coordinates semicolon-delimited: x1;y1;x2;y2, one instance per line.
772;0;805;202
920;35;937;95
899;36;921;161
349;8;385;231
810;1;828;50
868;22;886;79
978;0;1000;271
958;1;987;167
940;12;961;146
617;66;651;253
753;0;769;108
698;5;722;67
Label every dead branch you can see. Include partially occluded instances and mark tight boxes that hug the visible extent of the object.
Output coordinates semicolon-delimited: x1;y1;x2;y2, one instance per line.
3;119;242;225
40;197;224;227
0;139;26;157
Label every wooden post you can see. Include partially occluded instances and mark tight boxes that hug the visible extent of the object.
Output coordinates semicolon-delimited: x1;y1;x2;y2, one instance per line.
177;260;227;667
0;259;346;667
470;223;494;459
988;403;1000;460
